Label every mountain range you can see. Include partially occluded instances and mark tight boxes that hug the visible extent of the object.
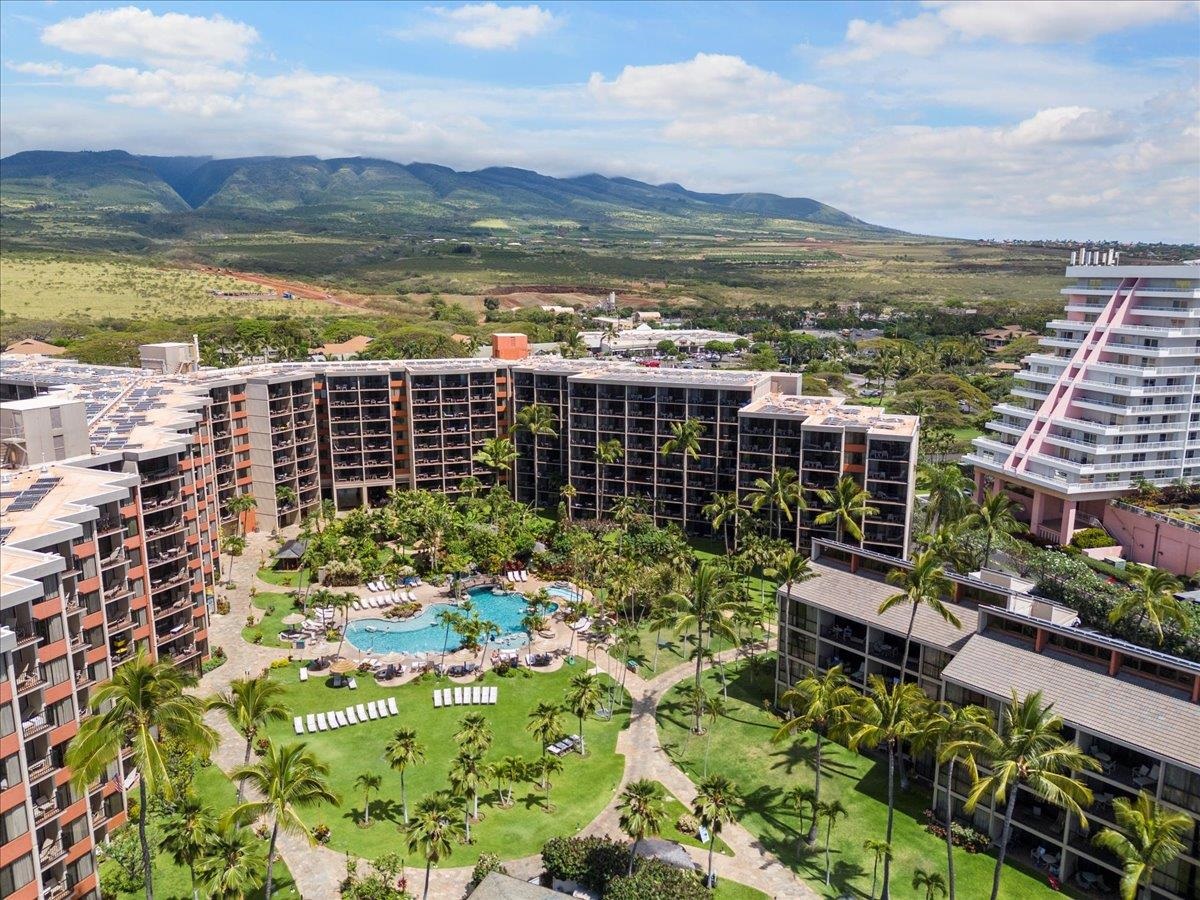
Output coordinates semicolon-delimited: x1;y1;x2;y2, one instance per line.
0;149;900;238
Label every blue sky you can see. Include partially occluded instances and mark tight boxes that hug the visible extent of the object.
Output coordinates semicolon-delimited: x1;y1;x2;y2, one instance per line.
2;1;1197;240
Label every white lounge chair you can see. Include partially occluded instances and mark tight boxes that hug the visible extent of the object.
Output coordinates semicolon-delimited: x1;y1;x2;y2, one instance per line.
348;678;358;690
367;701;379;720
453;687;463;705
299;668;309;682
441;688;452;706
471;686;482;704
388;697;399;715
316;713;328;731
377;700;390;718
489;686;498;704
352;600;363;610
519;570;528;582
337;711;350;727
407;589;419;601
327;712;340;730
306;714;317;732
294;716;304;734
434;690;443;708
356;703;368;720
346;706;359;724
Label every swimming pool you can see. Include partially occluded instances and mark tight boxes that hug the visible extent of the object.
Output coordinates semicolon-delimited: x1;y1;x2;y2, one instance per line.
545;585;581;603
344;585;557;655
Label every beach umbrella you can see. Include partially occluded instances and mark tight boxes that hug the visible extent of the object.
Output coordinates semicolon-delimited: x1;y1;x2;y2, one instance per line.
281;613;305;626
329;658;356;675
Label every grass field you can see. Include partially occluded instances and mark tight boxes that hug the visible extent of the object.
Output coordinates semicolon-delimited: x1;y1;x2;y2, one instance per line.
256;565;312;589
113;764;300;900
658;658;1064;900
260;662;630;867
0;254;339;319
243;591;300;648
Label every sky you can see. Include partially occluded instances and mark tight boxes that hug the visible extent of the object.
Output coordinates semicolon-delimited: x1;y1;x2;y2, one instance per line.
1;1;1198;241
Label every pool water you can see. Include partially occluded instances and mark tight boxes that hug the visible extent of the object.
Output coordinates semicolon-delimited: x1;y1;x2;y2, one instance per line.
545;585;581;603
344;585;557;656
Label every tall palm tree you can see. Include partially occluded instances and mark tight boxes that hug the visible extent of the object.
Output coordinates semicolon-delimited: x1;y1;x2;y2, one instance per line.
816;799;849;886
845;677;929;900
159;793;213;900
862;839;893;900
448;751;484;837
536;754;564;810
919;463;972;532
659;416;704;461
332;590;356;657
207;676;289;802
878;550;958;677
916;703;993;900
1109;568;1188;644
595;438;624;519
964;491;1025;570
784;786;818;854
694;774;740;888
514;403;558;507
1093;791;1191;900
661;561;740;733
769;549;812;645
355;772;382;826
455;712;494;758
564;671;605;755
772;665;861;844
814;475;879;546
384;725;426;824
224;491;257;538
917;521;974;574
66;649;216;900
436;608;464;671
197;820;266;900
749;466;802;536
618;778;667;875
957;691;1099;900
913;868;948;900
526;701;565;782
473;436;518;486
406;792;465;900
232;742;339;900
560;482;578;521
222;533;247;580
275;484;297;513
703;491;741;554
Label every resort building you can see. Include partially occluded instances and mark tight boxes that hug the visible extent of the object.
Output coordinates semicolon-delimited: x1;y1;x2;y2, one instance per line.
776;539;1200;900
967;258;1199;551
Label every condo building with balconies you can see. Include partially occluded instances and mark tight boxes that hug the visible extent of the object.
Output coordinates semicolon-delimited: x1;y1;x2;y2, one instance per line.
968;258;1199;549
777;539;1199;900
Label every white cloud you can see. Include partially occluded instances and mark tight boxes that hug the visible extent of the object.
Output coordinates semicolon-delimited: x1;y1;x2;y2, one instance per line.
1008;107;1128;146
6;61;78;77
834;14;950;63
927;0;1195;44
41;6;259;65
402;3;558;50
74;64;246;116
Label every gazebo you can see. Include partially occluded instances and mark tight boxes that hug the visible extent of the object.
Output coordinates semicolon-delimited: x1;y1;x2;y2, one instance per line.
272;539;308;570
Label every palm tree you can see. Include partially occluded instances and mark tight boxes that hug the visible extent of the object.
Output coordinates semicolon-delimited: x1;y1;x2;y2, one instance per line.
1093;791;1191;900
232;742;339;900
207;676;289;802
662;561;740;733
957;691;1099;900
618;778;667;875
535;755;564;810
772;665;861;844
560;483;578;521
493;755;527;807
332;590;356;657
814;475;879;545
703;491;741;553
355;772;382;826
917;703;993;900
845;676;928;900
918;521;974;574
222;533;247;580
964;491;1025;570
474;436;518;486
862;839;893;900
659;416;704;461
384;726;426;824
599;320;621;353
197;820;266;900
1109;568;1188;644
515;403;558;507
436;608;464;670
275;484;297;513
815;799;849;886
66;649;216;900
913;868;948;900
595;438;624;519
224;491;257;538
878;550;958;677
526;701;565;783
784;786;818;854
448;751;484;837
560;331;587;359
564;671;605;755
694;774;740;888
919;463;972;532
455;711;494;758
406;792;465;900
159;793;213;900
769;549;812;645
749;466;802;536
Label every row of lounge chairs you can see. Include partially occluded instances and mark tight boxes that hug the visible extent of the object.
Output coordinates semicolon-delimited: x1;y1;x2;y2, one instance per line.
351;591;417;611
294;696;400;734
504;569;529;583
433;686;498;707
548;734;582;756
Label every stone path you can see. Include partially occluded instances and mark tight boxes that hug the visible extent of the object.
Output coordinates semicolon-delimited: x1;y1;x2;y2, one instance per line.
197;538;816;898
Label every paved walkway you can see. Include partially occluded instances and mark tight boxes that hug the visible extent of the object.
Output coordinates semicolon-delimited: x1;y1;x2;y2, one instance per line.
197;535;815;899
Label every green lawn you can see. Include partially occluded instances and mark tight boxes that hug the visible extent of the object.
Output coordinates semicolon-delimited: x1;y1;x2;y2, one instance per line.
260;662;630;866
256;566;312;588
242;591;301;648
114;764;300;900
714;880;770;900
657;658;1062;900
654;781;733;856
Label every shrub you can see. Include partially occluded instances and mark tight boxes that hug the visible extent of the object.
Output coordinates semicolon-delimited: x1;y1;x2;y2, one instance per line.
469;853;507;890
313;823;331;844
922;809;991;853
251;632;264;644
201;656;227;674
213;645;226;659
383;601;421;619
215;599;231;615
246;614;256;627
269;657;290;669
541;836;626;891
1070;527;1117;550
606;859;711;900
675;813;699;835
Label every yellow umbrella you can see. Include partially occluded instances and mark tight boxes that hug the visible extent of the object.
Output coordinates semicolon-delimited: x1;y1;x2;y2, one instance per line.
329;658;356;675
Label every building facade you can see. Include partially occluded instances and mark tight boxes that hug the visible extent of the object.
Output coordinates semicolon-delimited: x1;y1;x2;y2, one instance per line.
776;539;1200;899
968;259;1200;545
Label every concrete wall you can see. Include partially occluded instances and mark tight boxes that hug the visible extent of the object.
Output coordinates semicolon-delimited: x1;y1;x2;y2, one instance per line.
1102;502;1200;577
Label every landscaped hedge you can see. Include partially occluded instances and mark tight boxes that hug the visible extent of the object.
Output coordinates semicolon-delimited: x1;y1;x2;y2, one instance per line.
1069;527;1117;550
541;836;627;891
605;859;712;900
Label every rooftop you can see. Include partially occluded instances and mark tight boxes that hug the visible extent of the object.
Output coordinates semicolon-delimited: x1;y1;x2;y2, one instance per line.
742;394;919;436
3;338;68;356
